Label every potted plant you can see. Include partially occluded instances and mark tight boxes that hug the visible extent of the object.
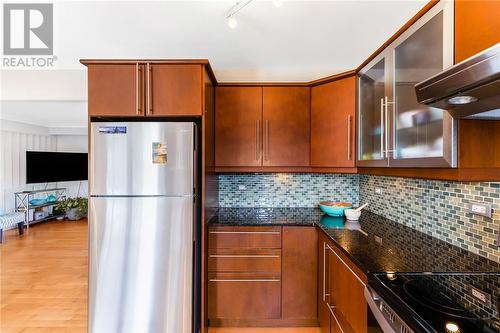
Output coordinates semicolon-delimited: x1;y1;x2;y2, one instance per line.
55;197;88;220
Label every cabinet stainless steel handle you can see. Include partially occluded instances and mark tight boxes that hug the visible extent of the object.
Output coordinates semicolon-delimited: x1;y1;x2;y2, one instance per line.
392;98;396;159
380;98;384;159
323;242;328;301
347;114;352;161
209;231;280;235
256;120;260;161
209;279;280;282
264;120;269;161
147;64;153;115
325;243;366;287
136;63;140;115
209;254;280;258
384;96;389;158
328;304;347;333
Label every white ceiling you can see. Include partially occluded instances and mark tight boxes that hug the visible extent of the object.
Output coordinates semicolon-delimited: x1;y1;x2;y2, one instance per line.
55;0;427;79
1;101;88;129
0;0;427;127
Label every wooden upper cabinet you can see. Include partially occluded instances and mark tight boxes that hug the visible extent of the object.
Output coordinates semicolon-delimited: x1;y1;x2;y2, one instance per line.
215;87;263;167
311;76;356;168
454;0;500;63
459;120;500;168
85;61;207;117
262;87;310;167
149;64;203;116
87;64;143;116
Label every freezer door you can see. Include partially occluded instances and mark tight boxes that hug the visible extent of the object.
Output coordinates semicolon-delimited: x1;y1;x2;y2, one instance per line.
89;197;193;333
90;122;194;196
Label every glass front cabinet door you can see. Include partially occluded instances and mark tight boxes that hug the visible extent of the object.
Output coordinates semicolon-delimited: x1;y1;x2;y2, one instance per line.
358;1;456;167
358;53;391;167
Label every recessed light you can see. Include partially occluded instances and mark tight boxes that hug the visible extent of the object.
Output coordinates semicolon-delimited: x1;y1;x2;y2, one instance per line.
445;322;460;333
447;95;478;105
227;15;238;29
272;0;283;8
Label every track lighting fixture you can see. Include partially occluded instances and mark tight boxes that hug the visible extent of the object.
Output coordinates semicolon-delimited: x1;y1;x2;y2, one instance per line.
226;0;283;29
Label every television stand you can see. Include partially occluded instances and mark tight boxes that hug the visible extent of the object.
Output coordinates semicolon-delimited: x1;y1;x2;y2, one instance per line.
15;188;67;228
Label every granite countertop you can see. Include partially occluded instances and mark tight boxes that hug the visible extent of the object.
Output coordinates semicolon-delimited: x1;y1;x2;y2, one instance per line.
209;207;500;273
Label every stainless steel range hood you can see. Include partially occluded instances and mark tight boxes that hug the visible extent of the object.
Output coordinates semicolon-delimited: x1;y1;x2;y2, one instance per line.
415;43;500;119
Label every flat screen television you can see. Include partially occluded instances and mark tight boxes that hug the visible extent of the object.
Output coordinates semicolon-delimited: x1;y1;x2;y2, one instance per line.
26;151;88;184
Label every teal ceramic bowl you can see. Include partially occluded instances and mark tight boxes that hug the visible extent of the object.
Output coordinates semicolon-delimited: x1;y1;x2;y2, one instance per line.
319;202;353;217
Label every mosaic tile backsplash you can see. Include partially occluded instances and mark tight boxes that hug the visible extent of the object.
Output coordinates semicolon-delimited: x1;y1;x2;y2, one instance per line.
218;173;359;208
218;173;500;263
359;175;500;263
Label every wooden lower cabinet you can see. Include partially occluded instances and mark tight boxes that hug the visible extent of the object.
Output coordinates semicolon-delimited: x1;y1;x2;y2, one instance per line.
282;226;318;320
208;225;318;327
208;249;281;274
318;232;331;333
208;226;281;249
208;273;281;320
319;231;368;333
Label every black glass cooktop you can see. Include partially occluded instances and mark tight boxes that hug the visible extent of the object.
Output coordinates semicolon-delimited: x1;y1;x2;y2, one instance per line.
370;273;500;333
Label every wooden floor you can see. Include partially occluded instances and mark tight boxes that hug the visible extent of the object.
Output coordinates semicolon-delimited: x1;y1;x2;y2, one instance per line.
0;220;320;333
1;220;88;333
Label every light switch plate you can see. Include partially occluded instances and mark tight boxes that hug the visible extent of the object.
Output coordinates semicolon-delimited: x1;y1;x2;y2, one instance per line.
238;185;246;190
469;202;492;218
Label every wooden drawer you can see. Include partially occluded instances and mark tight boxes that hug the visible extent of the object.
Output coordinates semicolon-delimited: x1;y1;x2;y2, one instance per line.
208;249;281;274
208;226;281;249
208;273;281;319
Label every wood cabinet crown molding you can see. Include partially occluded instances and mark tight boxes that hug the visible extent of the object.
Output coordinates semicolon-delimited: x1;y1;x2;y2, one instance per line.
80;59;217;87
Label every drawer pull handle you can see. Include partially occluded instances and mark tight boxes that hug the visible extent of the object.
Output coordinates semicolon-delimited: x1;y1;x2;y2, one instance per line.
209;279;280;282
209;231;280;235
327;304;346;333
136;63;141;115
209;255;280;258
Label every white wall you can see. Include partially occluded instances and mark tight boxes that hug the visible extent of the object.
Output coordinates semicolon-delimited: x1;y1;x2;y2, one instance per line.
0;119;88;213
55;135;87;153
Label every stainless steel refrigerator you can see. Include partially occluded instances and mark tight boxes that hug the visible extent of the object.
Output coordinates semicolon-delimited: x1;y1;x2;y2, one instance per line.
89;121;197;333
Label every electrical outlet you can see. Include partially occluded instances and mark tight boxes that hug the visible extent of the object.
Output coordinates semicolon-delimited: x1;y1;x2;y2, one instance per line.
375;187;383;194
238;185;246;191
469;202;492;218
470;286;491;305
